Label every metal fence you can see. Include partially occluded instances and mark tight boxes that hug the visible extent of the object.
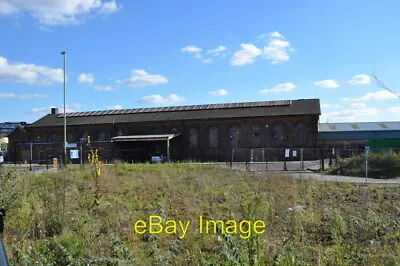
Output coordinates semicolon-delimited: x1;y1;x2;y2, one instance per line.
229;147;400;174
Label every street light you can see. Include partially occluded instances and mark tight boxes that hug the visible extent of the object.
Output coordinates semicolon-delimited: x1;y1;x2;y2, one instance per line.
60;51;67;164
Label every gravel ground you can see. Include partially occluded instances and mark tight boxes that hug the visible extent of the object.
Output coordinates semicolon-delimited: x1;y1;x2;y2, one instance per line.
287;172;399;184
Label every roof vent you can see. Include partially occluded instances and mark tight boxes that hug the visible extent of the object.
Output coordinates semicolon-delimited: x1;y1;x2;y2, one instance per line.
51;108;59;115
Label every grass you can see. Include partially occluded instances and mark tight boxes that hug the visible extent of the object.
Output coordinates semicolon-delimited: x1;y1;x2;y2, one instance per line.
1;162;400;265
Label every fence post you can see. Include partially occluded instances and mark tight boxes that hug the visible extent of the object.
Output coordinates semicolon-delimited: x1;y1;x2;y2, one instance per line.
300;148;304;174
261;148;265;171
283;148;288;171
335;148;339;166
321;149;325;171
230;148;234;169
365;146;370;184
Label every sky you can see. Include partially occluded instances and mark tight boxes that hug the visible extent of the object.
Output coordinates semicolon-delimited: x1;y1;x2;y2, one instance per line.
0;0;399;123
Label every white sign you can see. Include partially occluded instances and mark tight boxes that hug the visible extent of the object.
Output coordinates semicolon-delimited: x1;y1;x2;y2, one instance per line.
0;155;3;163
292;150;297;157
365;146;370;154
70;149;79;159
285;149;290;158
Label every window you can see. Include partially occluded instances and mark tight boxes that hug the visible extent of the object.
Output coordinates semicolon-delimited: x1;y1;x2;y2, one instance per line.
252;126;260;147
229;126;239;148
50;133;57;142
296;123;306;146
209;127;218;148
67;133;74;142
82;132;89;141
273;125;285;146
97;131;106;141
189;128;198;148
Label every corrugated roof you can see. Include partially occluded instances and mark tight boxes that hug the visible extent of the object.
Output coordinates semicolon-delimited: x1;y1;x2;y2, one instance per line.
28;99;320;128
319;122;400;132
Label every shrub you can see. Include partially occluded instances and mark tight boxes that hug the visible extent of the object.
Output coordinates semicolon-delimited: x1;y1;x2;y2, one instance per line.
328;152;400;179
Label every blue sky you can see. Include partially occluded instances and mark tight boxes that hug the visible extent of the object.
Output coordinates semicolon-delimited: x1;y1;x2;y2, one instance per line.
0;0;399;123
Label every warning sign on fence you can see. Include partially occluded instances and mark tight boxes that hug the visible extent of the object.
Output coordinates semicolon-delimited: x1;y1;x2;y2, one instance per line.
285;149;290;158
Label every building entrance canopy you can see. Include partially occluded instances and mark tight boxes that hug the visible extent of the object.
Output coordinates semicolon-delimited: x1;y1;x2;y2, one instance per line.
111;133;180;142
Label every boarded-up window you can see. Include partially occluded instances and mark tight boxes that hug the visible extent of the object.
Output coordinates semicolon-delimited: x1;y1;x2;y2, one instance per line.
82;132;89;141
67;133;74;142
229;127;239;148
209;127;218;148
296;123;306;146
252;126;260;147
273;125;285;146
189;128;198;148
97;132;106;141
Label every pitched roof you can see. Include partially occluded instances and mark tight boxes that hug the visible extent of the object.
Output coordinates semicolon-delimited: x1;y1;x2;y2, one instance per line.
319;122;400;132
28;98;320;128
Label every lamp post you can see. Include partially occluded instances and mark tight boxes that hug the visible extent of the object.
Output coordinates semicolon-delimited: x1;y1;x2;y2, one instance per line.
60;51;67;164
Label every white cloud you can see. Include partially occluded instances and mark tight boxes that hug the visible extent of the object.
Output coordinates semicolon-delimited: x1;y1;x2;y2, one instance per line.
181;45;215;64
0;56;63;85
107;105;123;110
321;103;341;108
232;32;294;65
320;108;380;122
314;79;340;89
117;69;168;88
181;45;202;53
209;89;228;96
0;0;122;26
78;73;94;84
0;93;16;99
257;32;283;40
92;85;115;91
348;74;371;85
260;82;295;93
208;46;228;57
341;90;397;102
270;31;284;39
28;103;84;116
100;0;120;14
350;102;366;108
138;94;185;105
262;32;294;64
231;43;262;66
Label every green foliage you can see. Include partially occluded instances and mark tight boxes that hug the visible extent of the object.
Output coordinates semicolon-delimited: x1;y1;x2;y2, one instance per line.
3;163;400;265
88;149;102;209
328;152;400;179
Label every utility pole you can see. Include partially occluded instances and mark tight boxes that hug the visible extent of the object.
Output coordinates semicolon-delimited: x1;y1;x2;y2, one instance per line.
61;51;67;165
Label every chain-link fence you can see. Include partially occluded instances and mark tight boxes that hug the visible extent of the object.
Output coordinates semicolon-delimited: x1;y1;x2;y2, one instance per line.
9;141;113;166
229;147;400;177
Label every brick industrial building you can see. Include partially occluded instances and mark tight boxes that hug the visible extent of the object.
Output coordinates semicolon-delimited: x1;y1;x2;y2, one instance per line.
8;98;321;163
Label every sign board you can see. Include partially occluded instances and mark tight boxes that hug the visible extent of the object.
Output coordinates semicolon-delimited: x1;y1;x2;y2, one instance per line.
365;146;370;154
285;149;290;158
0;155;3;163
70;149;79;159
151;156;162;163
66;143;78;149
292;150;297;157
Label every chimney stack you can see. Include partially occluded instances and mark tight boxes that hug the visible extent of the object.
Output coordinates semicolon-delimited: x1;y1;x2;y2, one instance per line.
51;108;59;115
